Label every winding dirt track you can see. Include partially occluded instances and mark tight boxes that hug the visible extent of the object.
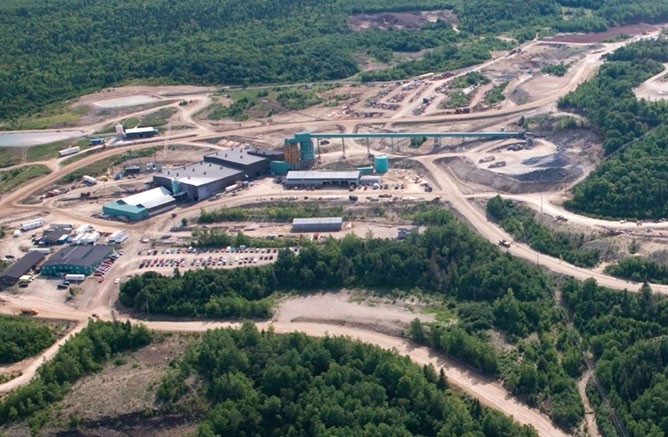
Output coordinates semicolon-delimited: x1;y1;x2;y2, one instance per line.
0;30;662;436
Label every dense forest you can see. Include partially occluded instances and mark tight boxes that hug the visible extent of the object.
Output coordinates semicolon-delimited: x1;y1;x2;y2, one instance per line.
122;206;585;430
159;322;538;436
605;256;668;285
2;0;668;121
560;38;668;219
0;316;55;364
486;195;600;267
563;279;668;437
0;320;151;428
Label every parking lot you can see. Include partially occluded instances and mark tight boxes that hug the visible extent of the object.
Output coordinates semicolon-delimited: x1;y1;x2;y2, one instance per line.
134;246;297;272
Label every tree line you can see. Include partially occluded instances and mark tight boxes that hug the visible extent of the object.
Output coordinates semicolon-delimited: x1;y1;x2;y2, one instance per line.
487;195;601;267
0;316;55;365
0;320;151;428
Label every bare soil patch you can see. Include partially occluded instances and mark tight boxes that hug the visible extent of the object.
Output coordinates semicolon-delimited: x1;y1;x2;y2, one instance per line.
275;290;434;337
544;23;658;44
348;10;457;31
7;333;203;437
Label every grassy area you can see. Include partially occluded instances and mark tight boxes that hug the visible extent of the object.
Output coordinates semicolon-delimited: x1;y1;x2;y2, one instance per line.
0;105;88;131
441;90;469;109
0;148;23;168
0;164;51;193
208;86;328;121
57;147;158;184
484;82;509;105
60;148;100;166
26;138;90;162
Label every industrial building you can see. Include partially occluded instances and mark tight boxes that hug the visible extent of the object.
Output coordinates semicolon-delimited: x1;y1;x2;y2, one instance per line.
292;217;343;233
283;171;360;188
40;245;114;277
102;187;176;221
153;162;243;202
120;126;159;139
203;148;281;178
0;252;46;286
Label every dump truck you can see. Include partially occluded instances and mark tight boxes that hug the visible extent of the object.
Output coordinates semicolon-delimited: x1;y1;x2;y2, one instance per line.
20;309;38;316
498;239;511;248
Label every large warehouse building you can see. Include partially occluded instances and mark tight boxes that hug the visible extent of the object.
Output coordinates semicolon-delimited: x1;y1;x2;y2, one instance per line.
283;171;360;188
40;245;113;277
153;162;243;202
102;187;176;221
292;217;343;233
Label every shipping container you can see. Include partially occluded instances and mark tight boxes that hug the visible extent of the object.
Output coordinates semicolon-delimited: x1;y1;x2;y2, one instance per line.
82;175;97;185
90;138;105;146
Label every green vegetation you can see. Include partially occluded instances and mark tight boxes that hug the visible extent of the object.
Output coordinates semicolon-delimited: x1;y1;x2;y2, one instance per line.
563;278;668;437
541;63;569;76
441;90;469;109
0;164;51;194
208;87;325;121
1;105;88;131
58;147;158;184
558;38;668;155
60;148;100;166
487;196;600;267
200;203;345;223
0;316;56;364
0;320;151;425
124;206;585;430
450;71;490;89
604;257;668;285
559;37;668;219
0;148;23;168
159;322;538;436
26;138;90;162
484;82;508;105
4;0;664;121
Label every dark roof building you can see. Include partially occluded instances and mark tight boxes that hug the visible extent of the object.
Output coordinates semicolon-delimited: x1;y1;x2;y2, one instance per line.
40;246;113;276
40;228;70;245
153;162;243;202
0;252;46;285
204;148;272;178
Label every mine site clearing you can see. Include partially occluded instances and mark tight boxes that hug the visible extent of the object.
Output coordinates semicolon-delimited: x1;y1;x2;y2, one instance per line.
0;24;667;437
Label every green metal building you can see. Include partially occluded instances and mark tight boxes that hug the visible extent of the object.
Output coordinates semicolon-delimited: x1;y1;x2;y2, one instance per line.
40;246;113;276
102;201;148;221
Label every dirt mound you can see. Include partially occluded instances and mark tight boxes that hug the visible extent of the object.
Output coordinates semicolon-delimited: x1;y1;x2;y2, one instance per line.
545;23;657;44
348;10;457;31
441;156;581;194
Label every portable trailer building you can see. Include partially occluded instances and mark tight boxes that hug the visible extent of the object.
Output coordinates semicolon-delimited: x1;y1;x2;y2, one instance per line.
20;218;43;232
291;217;343;233
283;171;360;188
